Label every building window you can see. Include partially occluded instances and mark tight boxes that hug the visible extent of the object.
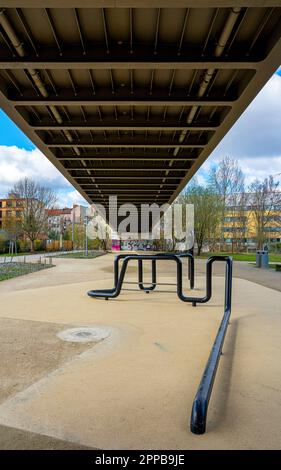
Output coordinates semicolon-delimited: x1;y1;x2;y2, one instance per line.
264;227;281;232
224;216;245;222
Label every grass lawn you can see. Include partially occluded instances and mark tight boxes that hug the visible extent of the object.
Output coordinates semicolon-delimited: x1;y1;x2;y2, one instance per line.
53;251;106;259
0;262;53;281
196;252;281;263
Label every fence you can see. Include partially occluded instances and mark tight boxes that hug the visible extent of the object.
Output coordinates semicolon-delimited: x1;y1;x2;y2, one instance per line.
0;256;54;281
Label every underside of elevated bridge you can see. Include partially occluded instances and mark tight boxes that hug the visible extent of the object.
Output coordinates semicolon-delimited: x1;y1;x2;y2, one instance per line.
0;2;281;213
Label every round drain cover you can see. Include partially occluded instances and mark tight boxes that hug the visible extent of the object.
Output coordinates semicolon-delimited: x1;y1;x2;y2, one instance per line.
57;326;110;343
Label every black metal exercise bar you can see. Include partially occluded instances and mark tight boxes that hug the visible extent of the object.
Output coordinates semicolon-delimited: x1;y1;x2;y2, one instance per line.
113;251;194;294
190;256;233;434
87;252;233;435
87;253;228;306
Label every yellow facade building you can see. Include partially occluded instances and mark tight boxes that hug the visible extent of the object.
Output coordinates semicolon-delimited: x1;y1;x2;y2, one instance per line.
0;193;24;230
223;204;281;249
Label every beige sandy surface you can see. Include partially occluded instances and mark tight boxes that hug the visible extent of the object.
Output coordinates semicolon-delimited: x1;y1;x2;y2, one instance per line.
0;253;280;449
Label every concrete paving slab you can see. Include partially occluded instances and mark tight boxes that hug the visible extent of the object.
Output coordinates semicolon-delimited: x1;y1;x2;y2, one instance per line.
0;267;280;449
0;317;97;403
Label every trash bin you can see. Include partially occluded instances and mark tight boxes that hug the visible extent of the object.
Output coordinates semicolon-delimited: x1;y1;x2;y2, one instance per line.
260;250;269;268
256;250;261;267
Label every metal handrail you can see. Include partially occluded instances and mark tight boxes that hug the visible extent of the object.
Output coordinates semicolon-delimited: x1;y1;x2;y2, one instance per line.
87;252;233;435
87;254;228;306
190;256;232;434
98;251;194;297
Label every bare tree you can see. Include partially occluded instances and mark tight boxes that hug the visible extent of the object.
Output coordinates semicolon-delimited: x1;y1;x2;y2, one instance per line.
85;211;112;251
232;191;249;251
249;176;281;249
224;191;249;252
9;178;57;252
209;156;245;247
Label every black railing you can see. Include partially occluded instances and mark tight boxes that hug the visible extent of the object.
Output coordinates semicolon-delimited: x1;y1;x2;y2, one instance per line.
110;252;194;293
190;256;232;434
88;252;196;300
87;252;233;435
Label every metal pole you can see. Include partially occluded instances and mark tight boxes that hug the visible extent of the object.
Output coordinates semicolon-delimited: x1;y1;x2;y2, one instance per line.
85;215;88;256
72;206;75;250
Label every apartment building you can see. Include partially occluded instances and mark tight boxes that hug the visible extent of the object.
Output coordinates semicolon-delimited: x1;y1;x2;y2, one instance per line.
46;204;87;237
0;193;24;229
223;201;281;248
46;207;72;236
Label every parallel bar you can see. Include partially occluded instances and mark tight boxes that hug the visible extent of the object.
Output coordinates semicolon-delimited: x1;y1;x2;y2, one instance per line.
0;54;260;70
11;93;235;106
1;2;279;9
86;189;173;192
91;198;168;199
55;150;200;157
56;156;198;161
31;119;218;131
65;167;190;171
80;183;178;186
190;257;233;434
47;142;205;149
73;176;182;179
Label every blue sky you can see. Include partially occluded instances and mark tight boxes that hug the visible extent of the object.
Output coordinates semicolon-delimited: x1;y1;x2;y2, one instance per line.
0;110;34;150
0;66;281;206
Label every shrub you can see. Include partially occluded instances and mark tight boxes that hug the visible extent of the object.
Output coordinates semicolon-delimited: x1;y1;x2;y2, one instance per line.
270;242;281;253
18;239;31;253
34;239;45;251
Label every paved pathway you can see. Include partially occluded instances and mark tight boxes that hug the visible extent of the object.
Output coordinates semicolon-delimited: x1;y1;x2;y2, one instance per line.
0;253;280;449
194;258;281;292
0;252;280;294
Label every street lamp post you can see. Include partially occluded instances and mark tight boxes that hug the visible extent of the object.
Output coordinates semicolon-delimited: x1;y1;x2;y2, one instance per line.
84;215;89;256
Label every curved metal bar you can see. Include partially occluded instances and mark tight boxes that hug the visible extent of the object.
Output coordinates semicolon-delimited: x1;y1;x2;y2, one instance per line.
154;251;194;290
87;254;227;305
87;252;233;436
114;251;193;292
178;255;230;305
138;259;157;291
87;254;180;299
190;256;233;434
113;253;157;292
113;253;129;287
177;252;194;290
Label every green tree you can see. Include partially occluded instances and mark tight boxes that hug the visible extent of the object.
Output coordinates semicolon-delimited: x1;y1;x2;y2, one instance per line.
0;229;8;253
66;223;86;249
182;183;222;255
2;216;22;253
48;229;59;241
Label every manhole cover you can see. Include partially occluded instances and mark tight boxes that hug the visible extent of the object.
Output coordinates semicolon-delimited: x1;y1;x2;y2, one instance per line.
57;326;110;343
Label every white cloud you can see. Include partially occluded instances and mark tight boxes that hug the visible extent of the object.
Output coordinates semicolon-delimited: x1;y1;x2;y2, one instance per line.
198;153;281;186
0;145;68;189
195;72;281;186
210;73;281;159
58;189;88;208
0;145;88;207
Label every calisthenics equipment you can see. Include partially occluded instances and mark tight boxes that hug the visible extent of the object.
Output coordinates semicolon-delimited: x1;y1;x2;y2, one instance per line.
87;252;233;435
